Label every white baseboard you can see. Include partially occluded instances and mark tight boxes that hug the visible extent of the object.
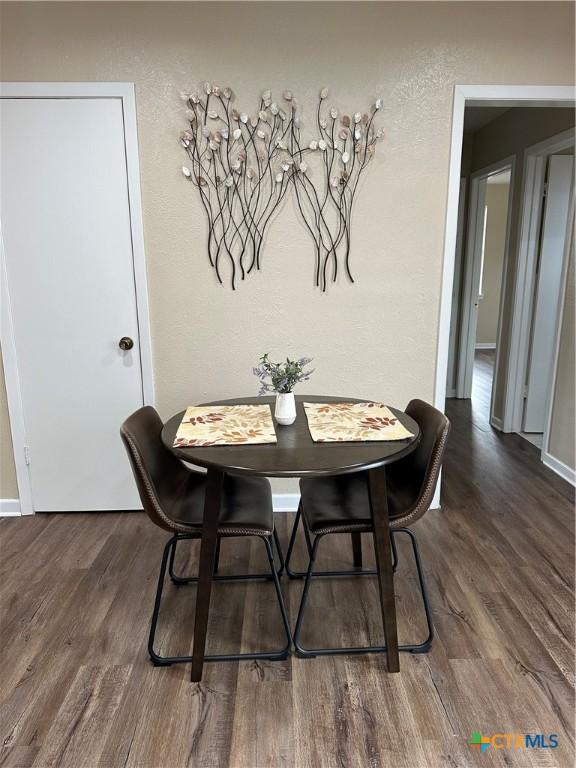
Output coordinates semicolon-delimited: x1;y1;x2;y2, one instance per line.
272;493;300;512
475;343;496;350
0;499;21;516
273;491;440;513
542;452;576;487
1;492;440;516
491;415;504;431
446;387;456;398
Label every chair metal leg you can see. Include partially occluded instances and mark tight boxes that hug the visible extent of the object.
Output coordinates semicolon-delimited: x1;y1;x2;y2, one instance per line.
148;534;291;667
262;536;292;656
168;536;179;583
303;522;313;557
286;506;377;580
293;535;321;657
169;532;283;585
292;528;434;657
273;527;285;577
149;536;177;666
394;528;434;653
285;503;302;578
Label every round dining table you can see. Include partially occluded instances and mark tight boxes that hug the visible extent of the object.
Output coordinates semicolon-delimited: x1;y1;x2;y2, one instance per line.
162;395;421;681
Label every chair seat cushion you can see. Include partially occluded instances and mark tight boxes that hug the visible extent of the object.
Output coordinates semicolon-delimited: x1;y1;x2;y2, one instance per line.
299;472;409;535
169;472;273;535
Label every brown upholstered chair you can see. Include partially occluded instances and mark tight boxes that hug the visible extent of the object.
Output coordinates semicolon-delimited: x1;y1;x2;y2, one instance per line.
286;399;450;657
121;406;291;667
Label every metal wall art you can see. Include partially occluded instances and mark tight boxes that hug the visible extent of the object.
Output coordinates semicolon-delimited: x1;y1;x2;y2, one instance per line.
180;84;384;291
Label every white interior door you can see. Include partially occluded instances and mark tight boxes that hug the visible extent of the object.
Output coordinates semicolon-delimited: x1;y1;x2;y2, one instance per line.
457;176;487;398
523;154;574;433
446;178;467;397
1;96;146;511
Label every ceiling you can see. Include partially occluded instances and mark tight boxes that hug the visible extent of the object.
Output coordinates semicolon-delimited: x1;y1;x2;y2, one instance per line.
463;107;512;133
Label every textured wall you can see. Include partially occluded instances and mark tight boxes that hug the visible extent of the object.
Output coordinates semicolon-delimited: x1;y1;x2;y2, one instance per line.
0;1;574;499
476;182;509;346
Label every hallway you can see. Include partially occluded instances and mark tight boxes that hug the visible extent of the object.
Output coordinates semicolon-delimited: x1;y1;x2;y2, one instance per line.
471;348;496;423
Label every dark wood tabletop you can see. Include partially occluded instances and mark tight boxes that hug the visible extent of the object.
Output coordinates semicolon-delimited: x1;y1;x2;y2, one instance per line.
161;395;420;477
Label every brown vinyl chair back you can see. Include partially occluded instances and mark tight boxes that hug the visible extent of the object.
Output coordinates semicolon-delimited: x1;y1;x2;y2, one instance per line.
120;406;192;532
387;399;450;529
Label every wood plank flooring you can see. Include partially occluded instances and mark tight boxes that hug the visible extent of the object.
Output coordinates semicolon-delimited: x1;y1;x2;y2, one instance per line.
1;357;574;767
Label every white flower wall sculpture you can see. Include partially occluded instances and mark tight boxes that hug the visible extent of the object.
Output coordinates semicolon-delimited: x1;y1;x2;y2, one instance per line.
179;84;384;291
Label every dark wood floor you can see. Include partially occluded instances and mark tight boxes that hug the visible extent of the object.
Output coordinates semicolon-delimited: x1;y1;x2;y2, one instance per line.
1;360;574;767
471;348;496;418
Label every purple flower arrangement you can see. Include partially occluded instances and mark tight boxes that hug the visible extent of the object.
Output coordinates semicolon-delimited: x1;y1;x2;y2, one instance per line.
253;354;314;396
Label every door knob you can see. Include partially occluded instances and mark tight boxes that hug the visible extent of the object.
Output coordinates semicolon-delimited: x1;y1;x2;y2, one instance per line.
119;336;134;351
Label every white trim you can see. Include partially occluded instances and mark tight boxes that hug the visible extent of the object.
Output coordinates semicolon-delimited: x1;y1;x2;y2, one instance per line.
0;233;34;515
0;499;21;517
457;155;515;399
470;157;517;181
120;84;155;405
271;493;441;513
446;178;467;397
435;85;575;420
272;493;300;512
434;85;574;510
541;452;576;487
490;415;503;432
475;343;496;350
434;84;465;418
541;187;574;466
457;174;484;397
489;157;516;429
0;82;139;99
0;82;154;513
508;154;546;430
457;85;576;107
0;493;441;516
508;128;575;434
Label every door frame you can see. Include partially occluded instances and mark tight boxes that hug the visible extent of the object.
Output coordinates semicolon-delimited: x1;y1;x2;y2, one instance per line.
456;156;515;425
507;128;575;434
433;84;575;504
0;82;154;515
446;178;467;399
541;211;575;485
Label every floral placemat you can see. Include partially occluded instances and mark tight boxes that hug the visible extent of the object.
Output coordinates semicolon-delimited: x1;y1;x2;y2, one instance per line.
304;402;414;443
173;405;277;447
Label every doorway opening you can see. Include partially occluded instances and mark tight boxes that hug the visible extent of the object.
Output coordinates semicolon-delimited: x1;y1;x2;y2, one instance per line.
451;152;513;428
439;89;575;486
472;168;511;424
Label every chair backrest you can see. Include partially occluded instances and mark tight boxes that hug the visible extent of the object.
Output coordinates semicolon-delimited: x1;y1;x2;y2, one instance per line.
387;399;450;526
120;406;191;532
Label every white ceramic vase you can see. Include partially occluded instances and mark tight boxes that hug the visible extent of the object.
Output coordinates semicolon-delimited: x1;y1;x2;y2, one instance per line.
274;392;296;426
